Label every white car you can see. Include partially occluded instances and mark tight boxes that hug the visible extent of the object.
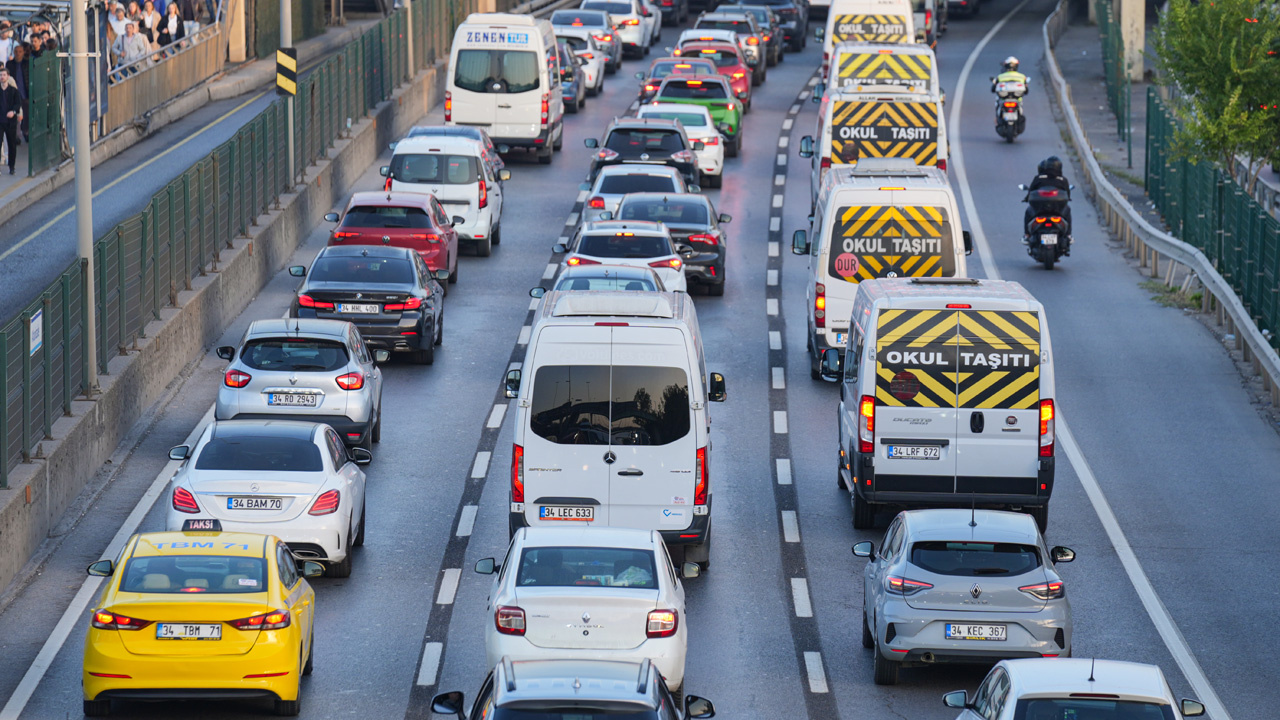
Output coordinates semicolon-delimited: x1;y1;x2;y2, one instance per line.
582;0;660;57
556;219;689;292
164;420;370;578
675;28;741;54
944;658;1206;719
580;163;690;223
557;28;608;95
534;264;668;293
475;527;699;692
635;103;725;187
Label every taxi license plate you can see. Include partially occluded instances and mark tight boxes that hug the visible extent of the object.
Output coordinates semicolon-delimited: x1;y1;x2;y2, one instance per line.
228;497;283;510
1041;234;1058;245
337;303;380;314
268;393;318;407
540;506;594;521
945;623;1007;641
157;623;222;640
887;445;941;460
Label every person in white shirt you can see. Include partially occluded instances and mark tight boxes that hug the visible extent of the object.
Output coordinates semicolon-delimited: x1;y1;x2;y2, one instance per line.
112;21;150;69
0;23;15;66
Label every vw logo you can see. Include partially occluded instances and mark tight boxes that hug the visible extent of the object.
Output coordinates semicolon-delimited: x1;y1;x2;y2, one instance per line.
886;271;899;278
970;584;983;599
640;153;650;160
250;483;260;493
382;235;391;244
603;450;617;464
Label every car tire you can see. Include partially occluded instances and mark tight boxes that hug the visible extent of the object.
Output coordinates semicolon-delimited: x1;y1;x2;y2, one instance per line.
553;129;564;151
492;222;501;246
685;530;710;570
538;145;553;164
302;631;315;675
1028;504;1049;533
475;235;492;258
448;257;458;284
415;341;434;365
873;643;900;685
751;69;761;87
862;612;874;649
566;97;578;114
852;489;876;529
326;545;353;579
725;137;739;158
809;340;822;380
354;503;366;547
703;172;722;188
358;426;373;452
83;699;111;717
274;699;301;717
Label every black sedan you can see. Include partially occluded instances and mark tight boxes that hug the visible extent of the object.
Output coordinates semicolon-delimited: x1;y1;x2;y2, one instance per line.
288;245;447;365
584;117;702;187
607;192;731;296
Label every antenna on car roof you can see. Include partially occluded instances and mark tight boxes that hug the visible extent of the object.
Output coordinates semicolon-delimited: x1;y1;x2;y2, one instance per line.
1088;657;1096;682
969;494;977;528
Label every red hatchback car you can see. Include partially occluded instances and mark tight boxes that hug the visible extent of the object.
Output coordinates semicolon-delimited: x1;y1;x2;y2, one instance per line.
673;42;753;109
324;191;460;291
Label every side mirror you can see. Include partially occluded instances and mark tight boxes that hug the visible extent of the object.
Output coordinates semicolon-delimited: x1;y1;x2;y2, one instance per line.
852;541;874;558
215;346;236;361
498;169;512;181
431;691;466;716
798;135;814;158
690;184;701;193
505;369;522;399
323;212;340;223
388;141;398;151
1017;183;1027;190
435;269;451;282
813;81;825;97
598;211;614;220
814;26;824;40
350;447;373;465
288;265;306;277
530;287;547;298
474;557;498;575
452;216;466;226
942;690;969;709
584;137;599;148
497;144;511;153
1050;545;1076;563
301;560;325;578
707;371;726;402
634;71;645;80
684;696;715;719
692;140;705;151
962;230;973;256
374;349;391;363
168;445;190;461
579;182;592;191
791;229;809;255
681;562;701;579
87;559;114;577
553;242;568;254
379;166;390;177
819;348;841;380
1180;699;1206;717
718;213;732;224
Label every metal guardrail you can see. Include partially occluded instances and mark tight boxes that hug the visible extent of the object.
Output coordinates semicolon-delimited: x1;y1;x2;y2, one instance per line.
104;24;225;135
1042;0;1280;406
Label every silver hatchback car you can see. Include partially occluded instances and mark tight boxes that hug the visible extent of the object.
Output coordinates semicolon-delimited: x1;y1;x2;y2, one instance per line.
215;319;385;448
853;509;1076;685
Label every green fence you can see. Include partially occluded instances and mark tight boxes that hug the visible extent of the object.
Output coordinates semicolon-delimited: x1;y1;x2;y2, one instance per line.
1095;0;1131;146
27;50;64;177
255;0;328;60
0;0;479;487
1146;88;1280;349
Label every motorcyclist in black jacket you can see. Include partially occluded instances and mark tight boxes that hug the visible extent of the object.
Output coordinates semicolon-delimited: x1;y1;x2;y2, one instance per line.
1023;155;1072;239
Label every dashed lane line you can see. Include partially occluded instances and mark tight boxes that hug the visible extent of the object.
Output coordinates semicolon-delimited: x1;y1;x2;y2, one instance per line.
773;410;788;434
415;643;444;686
767;269;779;287
770;217;781;232
517;325;531;345
775;458;792;485
769;331;782;350
766;298;779;316
803;652;829;694
436;569;462;605
771;366;785;388
781;510;801;542
791;578;814;618
769;242;780;257
456;505;478;538
543;263;558;280
486;403;507;429
470;451;491;480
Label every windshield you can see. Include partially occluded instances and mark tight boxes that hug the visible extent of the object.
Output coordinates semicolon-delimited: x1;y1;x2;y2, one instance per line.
619;198;709;225
578;233;672;258
582;1;633;13
1013;699;1176;720
453;49;540;93
240;338;349;372
340;205;433;229
559;35;589;51
309;256;417;285
389;154;478;184
554;275;659;291
605;129;685;153
597;174;679;194
516;547;658;588
659;81;729;100
690;48;740;67
529;365;691;445
641;111;708;127
195;436;323;472
551;10;608;27
120;556;268;594
699;19;752;33
910;542;1042;577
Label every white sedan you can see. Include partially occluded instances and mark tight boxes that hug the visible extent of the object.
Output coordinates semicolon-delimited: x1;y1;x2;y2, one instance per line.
579;163;691;223
475;527;700;692
635;103;725;187
556;219;689;292
165;419;370;578
557;29;608;95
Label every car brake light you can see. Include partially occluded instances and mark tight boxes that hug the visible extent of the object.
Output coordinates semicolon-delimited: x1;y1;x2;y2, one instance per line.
926;8;932;27
1035;216;1047;223
688;233;717;245
229;609;292;630
408;233;441;243
540;93;549;127
820;156;832;170
859;395;875;454
645;83;658;92
726;102;735;111
511;444;525;501
332;231;359;240
567;256;601;266
384;297;422;311
384;175;393;192
695;447;708;504
308;489;341;516
444;91;451;122
747;36;759;45
172;486;200;513
478;178;488;209
622;17;640;25
671;150;695;162
582;52;594;60
814;282;826;328
496;606;526;635
646;609;679;638
701;136;720;146
937;158;947;171
92;610;152;631
731;71;745;79
298;294;335;309
887;576;933;595
764;34;771;41
1039;399;1055;457
336;372;364;391
685;80;703;86
946;303;971;309
1019;581;1065;600
596;148;620;161
588;196;606;209
224;369;251;388
649;258;682;269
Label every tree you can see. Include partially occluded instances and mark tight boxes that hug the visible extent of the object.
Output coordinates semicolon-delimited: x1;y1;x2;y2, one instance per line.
1149;0;1280;192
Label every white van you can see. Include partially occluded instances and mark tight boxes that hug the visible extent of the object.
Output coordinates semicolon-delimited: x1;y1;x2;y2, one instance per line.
791;159;970;378
384;135;511;257
503;291;726;567
447;14;565;164
817;277;1056;532
818;0;915;75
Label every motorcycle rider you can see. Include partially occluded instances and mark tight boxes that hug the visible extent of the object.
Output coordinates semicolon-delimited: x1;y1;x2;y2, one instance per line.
1023;155;1072;245
992;57;1029;133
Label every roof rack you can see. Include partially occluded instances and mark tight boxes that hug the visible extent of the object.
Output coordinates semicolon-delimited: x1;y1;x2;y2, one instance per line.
909;277;981;285
846;158;928;175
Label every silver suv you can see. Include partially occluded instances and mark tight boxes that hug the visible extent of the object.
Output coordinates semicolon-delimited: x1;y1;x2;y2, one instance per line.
215;319;385;449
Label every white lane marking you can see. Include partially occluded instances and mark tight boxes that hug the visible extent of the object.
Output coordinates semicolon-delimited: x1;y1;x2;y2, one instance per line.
781;510;800;542
766;298;779;316
803;652;829;693
782;117;794;130
577;190;588;203
768;242;779;257
436;568;462;605
769;331;782;350
789;103;801;114
771;366;785;388
471;451;492;479
791;578;814;618
508;361;522;371
797;90;810;101
486;403;507;429
517;325;531;345
772;195;783;208
558;235;569;244
767;269;778;287
566;212;580;226
0;405;216;720
529;297;541;311
774;174;785;186
456;505;478;537
773;410;788;433
416;642;444;685
807;76;818;87
776;458;792;485
770;217;781;232
778;136;789;148
777;153;787;166
543;263;558;280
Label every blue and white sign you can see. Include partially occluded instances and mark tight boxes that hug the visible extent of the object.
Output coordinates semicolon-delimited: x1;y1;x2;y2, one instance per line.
28;308;43;356
464;30;531;45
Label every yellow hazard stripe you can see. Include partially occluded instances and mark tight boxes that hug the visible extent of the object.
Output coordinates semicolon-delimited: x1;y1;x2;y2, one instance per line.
276;49;297;73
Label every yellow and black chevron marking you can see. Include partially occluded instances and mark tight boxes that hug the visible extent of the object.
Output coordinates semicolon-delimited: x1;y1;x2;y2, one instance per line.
873;310;1040;409
828;205;955;282
831;14;912;43
831;100;938;166
276;48;297;96
835;51;932;90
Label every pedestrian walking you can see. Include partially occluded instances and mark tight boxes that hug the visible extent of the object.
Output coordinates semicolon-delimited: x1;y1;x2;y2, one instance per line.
0;67;22;174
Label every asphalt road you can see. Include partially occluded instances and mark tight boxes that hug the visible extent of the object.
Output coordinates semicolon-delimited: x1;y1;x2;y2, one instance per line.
0;1;1277;718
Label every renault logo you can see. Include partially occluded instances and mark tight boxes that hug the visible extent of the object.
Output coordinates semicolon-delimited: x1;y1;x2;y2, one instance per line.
581;611;591;623
289;373;298;386
970;584;983;599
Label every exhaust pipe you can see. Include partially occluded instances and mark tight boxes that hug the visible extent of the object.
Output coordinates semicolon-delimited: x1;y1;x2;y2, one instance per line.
921;652;936;663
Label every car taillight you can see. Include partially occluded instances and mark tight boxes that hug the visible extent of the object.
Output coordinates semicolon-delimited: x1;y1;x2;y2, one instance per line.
701;136;720;146
444;90;452;122
92;610;152;631
650;258;682;269
763;34;771;42
1019;581;1065;600
224;369;251;388
858;395;875;454
937;158;947;171
172;486;200;514
478;178;488;209
731;71;745;79
588;196;607;209
408;233;441;243
925;8;932;27
336;372;364;391
726;102;736;112
308;489;340;516
298;294;335;309
229;609;291;631
687;233;717;245
593;33;613;42
646;609;679;638
511;444;524;502
671;149;694;162
1049;216;1062;224
596;148;620;161
694;447;708;504
622;17;640;25
747;36;759;45
384;297;422;311
820;156;832;170
540;93;549;127
814;282;826;328
384;175;393;192
1039;399;1055;457
887;576;933;595
332;231;359;240
645;83;658;92
496;606;526;635
566;256;601;266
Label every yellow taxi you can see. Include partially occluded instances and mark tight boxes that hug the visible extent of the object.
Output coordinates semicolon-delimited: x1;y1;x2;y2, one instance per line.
82;530;322;717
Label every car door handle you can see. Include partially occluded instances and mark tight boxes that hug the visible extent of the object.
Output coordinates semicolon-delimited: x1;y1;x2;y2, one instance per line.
497;103;512;108
617;469;644;476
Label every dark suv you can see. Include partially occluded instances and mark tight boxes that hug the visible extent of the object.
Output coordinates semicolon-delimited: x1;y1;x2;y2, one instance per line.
584;117;702;185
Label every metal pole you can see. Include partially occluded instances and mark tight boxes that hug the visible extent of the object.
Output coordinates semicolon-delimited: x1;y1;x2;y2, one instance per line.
281;0;295;186
405;0;414;77
71;0;99;394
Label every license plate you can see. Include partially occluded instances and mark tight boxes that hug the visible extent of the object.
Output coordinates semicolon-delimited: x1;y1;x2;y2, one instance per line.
157;623;222;640
945;623;1007;641
267;393;318;407
539;505;594;521
887;445;941;460
1041;234;1058;245
337;303;380;314
834;332;848;346
1003;112;1019;121
228;497;283;510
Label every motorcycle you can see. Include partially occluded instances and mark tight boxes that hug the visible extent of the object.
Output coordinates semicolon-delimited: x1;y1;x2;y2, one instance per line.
1019;183;1072;270
991;78;1026;142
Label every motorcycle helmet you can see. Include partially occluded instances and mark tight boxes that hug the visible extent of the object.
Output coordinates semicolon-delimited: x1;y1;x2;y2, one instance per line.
1038;156;1063;176
1002;56;1020;72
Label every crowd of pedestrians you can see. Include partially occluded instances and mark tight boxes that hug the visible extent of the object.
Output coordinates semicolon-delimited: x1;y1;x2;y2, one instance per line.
107;0;214;75
0;18;54;174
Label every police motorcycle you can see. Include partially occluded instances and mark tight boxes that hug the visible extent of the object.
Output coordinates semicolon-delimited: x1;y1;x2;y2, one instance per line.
1018;157;1073;269
990;57;1027;143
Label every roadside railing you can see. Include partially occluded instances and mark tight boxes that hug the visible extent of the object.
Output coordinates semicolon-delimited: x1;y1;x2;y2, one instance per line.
104;24;225;135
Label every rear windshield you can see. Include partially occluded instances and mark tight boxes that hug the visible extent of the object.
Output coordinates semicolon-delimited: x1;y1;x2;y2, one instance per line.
453;49;539;94
578;233;672;258
597;174;679;194
727;7;769;23
641;110;709;127
909;542;1042;577
390;154;479;184
1013;699;1175;720
490;710;658;720
582;1;632;13
195;436;324;472
699;19;752;33
120;556;268;594
551;10;608;27
559;35;589;51
530;365;691;445
341;205;433;229
618;198;709;225
516;547;658;588
605;129;685;153
690;48;740;67
652;61;713;78
555;275;658;291
308;257;416;285
659;80;729;100
240;338;349;372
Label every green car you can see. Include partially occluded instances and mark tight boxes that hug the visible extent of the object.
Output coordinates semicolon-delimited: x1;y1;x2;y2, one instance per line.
652;75;743;157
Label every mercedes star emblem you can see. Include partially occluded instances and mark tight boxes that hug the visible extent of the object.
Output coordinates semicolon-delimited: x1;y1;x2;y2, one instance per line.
250;483;260;493
970;584;983;599
603;450;617;464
